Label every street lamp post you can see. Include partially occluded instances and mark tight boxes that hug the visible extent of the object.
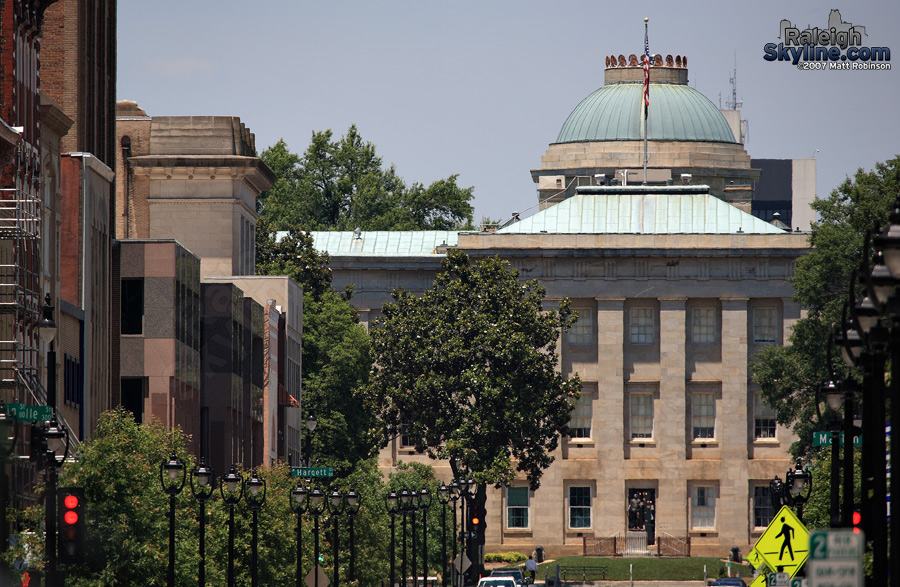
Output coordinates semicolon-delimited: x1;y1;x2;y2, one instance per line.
409;489;419;587
220;465;244;587
438;483;450;586
160;451;186;587
305;412;317;467
387;490;400;587
309;486;325;587
820;379;844;527
245;470;267;587
190;459;214;587
33;417;68;587
290;482;309;587
346;488;361;582
419;488;431;586
329;489;346;587
459;479;477;587
400;488;412;587
448;480;460;587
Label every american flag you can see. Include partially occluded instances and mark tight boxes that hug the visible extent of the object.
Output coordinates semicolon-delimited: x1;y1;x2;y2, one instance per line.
643;24;650;110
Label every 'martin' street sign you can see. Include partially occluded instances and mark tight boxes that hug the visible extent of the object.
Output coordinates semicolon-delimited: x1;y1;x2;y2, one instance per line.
291;467;334;478
5;403;52;422
812;431;861;447
754;506;810;578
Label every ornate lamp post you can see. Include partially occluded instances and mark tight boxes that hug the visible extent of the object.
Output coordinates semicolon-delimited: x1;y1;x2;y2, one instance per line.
290;482;309;587
220;465;244;587
346;488;361;582
459;478;477;587
419;487;432;586
448;480;461;586
438;483;450;586
386;490;400;587
785;460;812;522
190;459;215;587
33;416;68;586
329;489;346;587
819;378;844;527
245;470;267;587
160;451;185;587
305;412;317;467
309;486;326;587
400;488;412;586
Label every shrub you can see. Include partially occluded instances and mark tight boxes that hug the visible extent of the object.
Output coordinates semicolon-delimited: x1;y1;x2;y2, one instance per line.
485;552;528;563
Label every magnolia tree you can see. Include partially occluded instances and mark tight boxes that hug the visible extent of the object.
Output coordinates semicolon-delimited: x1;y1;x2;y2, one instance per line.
366;250;581;576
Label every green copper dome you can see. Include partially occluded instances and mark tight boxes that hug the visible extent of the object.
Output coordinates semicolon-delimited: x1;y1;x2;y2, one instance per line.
556;82;737;144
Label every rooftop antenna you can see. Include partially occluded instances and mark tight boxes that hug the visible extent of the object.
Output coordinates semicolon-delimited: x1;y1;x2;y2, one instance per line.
727;51;742;110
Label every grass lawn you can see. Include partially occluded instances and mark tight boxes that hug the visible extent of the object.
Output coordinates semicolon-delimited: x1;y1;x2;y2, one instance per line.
516;556;752;582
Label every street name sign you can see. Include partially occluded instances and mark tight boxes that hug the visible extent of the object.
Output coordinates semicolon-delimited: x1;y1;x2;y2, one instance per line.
754;506;810;578
291;466;334;478
5;403;52;422
812;431;861;447
808;529;863;587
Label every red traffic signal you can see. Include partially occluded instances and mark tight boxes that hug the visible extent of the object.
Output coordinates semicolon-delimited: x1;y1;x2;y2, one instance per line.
58;487;85;564
852;511;862;534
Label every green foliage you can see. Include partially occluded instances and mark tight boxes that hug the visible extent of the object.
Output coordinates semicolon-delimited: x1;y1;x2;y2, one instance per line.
258;127;475;231
255;215;333;302
754;156;900;455
368;249;581;489
3;409;427;586
532;556;735;581
801;447;862;530
302;289;375;476
485;552;528;563
255;215;375;475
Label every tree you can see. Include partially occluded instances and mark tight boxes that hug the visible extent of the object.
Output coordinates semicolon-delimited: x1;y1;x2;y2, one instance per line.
754;156;900;455
2;409;404;586
366;249;581;576
258;126;475;231
255;217;375;474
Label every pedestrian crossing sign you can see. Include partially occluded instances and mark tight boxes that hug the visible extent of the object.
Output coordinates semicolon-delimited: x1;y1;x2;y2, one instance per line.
754;505;810;577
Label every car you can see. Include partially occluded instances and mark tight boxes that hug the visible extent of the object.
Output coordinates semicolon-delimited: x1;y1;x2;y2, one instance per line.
477;578;517;587
490;568;525;585
710;579;747;586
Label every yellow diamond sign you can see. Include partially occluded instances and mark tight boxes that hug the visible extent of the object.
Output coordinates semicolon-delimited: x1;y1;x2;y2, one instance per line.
754;505;809;577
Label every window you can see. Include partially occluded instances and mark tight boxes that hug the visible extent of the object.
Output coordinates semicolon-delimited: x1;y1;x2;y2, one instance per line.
753;485;775;528
629;308;654;344
569;486;592;528
691;485;716;529
691;308;716;344
121;278;144;335
692;393;715;439
507;487;529;529
630;393;654;439
568;309;592;345
568;390;593;438
400;421;419;449
754;393;777;439
754;308;777;344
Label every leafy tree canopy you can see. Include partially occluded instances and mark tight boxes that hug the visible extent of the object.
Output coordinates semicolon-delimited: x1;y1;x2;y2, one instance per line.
754;156;900;455
255;217;375;474
367;249;581;490
258;127;475;231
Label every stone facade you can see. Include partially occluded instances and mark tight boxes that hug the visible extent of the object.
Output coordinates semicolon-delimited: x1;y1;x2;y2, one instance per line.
316;224;808;558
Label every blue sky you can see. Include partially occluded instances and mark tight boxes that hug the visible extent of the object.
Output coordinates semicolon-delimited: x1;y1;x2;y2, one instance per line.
117;1;899;224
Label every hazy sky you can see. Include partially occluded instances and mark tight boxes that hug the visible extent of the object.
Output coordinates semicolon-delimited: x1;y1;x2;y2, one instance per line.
117;1;899;224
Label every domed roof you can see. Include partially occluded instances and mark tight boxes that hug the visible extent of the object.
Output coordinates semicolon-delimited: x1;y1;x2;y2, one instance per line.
556;82;737;144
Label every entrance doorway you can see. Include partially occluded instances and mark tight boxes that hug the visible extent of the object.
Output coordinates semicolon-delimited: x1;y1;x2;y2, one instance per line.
627;488;655;530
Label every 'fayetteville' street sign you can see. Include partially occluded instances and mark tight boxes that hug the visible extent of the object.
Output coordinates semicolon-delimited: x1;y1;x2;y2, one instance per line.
5;403;52;422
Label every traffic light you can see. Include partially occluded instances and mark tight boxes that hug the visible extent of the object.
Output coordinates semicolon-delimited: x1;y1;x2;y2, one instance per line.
852;510;862;535
58;487;85;564
470;502;485;543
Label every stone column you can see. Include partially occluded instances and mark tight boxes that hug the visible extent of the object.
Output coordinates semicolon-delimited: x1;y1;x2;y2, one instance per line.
720;297;750;546
594;297;626;533
657;297;687;533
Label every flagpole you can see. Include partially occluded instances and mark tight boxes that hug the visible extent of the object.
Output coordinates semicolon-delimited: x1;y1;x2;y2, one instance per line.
643;17;649;185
